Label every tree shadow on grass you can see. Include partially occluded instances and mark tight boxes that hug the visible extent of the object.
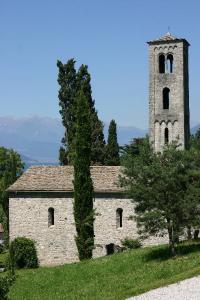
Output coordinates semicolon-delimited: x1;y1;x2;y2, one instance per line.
145;241;200;262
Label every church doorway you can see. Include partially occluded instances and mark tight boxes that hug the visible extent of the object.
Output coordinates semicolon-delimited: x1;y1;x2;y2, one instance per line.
106;243;114;255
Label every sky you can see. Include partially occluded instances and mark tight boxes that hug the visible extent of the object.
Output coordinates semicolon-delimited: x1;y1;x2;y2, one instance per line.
0;0;199;129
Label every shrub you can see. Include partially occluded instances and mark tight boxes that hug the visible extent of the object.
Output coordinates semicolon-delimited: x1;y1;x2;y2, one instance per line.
0;244;4;254
0;275;15;300
9;237;38;269
121;238;142;250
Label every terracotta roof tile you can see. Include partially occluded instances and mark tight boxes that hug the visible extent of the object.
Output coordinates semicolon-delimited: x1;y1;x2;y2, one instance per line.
7;166;123;193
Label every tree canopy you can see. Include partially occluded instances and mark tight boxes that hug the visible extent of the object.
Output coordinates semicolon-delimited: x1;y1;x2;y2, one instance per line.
57;59;105;165
105;119;120;165
0;147;24;238
120;138;200;256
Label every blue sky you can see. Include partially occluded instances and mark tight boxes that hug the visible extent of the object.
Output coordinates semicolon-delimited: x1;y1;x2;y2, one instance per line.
0;0;199;129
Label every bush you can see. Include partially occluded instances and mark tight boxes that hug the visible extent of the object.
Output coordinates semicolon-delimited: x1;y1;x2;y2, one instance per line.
0;244;4;254
10;237;38;269
121;238;142;250
0;275;15;300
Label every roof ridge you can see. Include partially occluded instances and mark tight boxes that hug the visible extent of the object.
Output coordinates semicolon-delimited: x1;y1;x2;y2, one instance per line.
7;165;123;193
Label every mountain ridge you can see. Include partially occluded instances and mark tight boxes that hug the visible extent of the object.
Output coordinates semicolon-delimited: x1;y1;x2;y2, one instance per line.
0;116;147;165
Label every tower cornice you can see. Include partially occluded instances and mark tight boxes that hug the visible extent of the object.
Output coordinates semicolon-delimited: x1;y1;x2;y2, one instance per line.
147;32;190;46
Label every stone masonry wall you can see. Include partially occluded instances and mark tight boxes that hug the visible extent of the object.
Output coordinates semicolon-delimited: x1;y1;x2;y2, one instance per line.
9;196;79;266
9;194;168;266
149;41;189;152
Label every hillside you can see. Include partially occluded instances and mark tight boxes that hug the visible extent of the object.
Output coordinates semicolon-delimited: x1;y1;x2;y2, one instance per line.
1;116;199;165
0;116;146;164
8;241;200;300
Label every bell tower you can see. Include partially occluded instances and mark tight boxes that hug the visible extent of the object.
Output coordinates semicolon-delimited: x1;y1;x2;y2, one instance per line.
147;33;190;152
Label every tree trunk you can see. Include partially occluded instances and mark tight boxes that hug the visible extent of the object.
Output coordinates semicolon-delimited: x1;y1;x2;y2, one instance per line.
194;229;199;240
167;220;176;257
187;226;192;240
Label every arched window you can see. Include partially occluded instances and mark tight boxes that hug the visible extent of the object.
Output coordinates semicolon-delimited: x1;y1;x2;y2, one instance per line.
163;88;170;109
166;54;173;73
159;54;165;73
116;208;123;228
165;128;169;144
48;208;54;226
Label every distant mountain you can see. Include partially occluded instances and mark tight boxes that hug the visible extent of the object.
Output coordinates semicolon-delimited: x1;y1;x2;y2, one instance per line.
0;116;147;165
191;124;200;135
1;116;199;165
104;123;147;145
20;154;40;170
0;116;63;164
20;154;58;170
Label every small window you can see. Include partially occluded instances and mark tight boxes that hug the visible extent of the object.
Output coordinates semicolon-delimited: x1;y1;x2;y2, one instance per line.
48;208;54;226
166;54;173;73
163;88;170;109
165;128;169;144
159;54;165;73
116;208;123;228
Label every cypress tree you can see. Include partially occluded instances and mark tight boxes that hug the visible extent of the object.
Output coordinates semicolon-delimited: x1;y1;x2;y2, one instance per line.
57;59;77;165
91;111;105;165
76;65;106;165
73;88;94;260
105;119;120;165
57;60;105;165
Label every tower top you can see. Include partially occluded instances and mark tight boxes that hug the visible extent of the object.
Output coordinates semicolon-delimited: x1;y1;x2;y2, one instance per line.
147;32;190;46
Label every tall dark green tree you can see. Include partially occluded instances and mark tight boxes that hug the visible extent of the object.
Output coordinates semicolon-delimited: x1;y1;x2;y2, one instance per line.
0;147;24;239
76;65;105;165
91;111;105;165
57;60;105;165
57;59;77;165
73;88;94;260
105;119;120;165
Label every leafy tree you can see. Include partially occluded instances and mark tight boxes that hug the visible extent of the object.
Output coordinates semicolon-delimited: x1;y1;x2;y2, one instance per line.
190;128;200;150
120;137;146;160
0;148;24;216
0;147;24;243
57;60;105;165
105;120;120;165
120;139;200;256
73;88;94;260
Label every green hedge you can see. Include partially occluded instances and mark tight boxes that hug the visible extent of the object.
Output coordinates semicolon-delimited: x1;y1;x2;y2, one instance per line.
0;275;15;300
10;237;38;269
121;238;142;249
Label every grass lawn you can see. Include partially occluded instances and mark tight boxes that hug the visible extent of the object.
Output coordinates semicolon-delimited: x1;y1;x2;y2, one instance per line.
7;241;200;300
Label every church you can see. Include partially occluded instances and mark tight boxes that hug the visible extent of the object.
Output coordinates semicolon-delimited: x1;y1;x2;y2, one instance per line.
8;33;190;266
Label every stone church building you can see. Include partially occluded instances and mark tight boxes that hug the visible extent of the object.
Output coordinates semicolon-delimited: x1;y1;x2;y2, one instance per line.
8;33;190;266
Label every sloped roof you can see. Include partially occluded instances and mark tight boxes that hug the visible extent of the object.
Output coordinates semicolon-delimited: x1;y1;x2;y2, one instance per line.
7;166;123;193
147;32;190;45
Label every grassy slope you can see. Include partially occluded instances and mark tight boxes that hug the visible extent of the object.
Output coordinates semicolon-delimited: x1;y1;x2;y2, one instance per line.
8;241;200;300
